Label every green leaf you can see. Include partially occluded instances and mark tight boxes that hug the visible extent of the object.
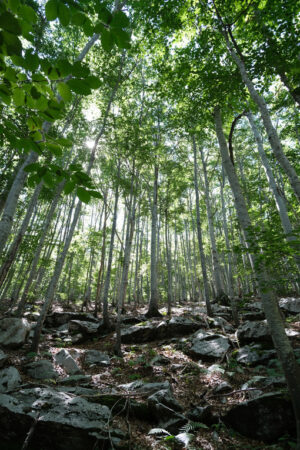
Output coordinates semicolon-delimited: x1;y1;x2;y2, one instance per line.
0;84;11;105
58;3;70;27
27;173;41;187
111;11;130;29
101;29;114;52
42;171;55;188
19;5;38;24
82;19;94;36
0;11;22;35
56;59;72;77
24;50;39;71
64;180;76;194
2;31;22;55
72;61;90;77
57;82;72;102
67;78;91;95
77;187;91;203
48;143;62;156
35;95;48;111
24;162;41;173
45;0;58;21
13;87;25;106
33;131;43;141
89;190;103;199
30;86;41;99
56;137;72;147
8;0;20;14
71;12;86;26
112;28;131;49
96;7;112;24
85;75;101;89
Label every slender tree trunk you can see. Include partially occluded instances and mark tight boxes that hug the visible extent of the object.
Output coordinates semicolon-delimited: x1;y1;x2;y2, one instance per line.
192;136;212;316
102;163;120;329
247;110;300;271
165;209;173;315
221;28;300;201
146;164;162;317
214;105;300;446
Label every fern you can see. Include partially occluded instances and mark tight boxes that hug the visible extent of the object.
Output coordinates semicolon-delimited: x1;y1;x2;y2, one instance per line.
180;421;209;433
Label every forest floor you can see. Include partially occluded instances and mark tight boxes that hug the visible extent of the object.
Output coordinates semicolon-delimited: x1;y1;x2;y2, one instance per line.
0;299;299;450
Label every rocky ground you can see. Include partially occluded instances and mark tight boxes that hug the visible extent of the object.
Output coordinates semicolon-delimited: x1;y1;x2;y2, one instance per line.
0;297;299;449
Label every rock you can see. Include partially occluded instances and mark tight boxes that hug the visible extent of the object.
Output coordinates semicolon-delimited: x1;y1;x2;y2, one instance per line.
119;380;170;395
121;321;162;343
84;350;110;367
158;406;187;435
279;297;300;315
236;320;272;345
150;355;170;366
148;389;183;412
189;331;231;360
121;316;147;325
211;305;232;319
59;375;92;386
25;360;58;380
0;387;124;450
208;317;234;332
243;311;265;321
166;317;203;336
45;312;99;328
72;333;84;344
0;318;30;348
0;350;8;368
214;381;232;394
223;392;295;442
69;320;100;335
0;367;21;393
186;405;219;425
54;349;81;375
235;344;276;366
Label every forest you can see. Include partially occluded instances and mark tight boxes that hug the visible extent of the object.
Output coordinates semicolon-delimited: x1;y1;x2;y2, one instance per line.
0;0;299;448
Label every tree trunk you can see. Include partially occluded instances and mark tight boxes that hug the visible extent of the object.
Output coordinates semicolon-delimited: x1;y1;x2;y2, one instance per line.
192;136;212;316
214;105;300;446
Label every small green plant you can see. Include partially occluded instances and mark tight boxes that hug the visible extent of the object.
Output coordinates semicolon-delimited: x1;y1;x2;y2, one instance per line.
128;373;142;380
26;351;37;359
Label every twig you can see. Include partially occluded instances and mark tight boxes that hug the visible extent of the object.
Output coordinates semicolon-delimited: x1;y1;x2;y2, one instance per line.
21;413;40;450
209;387;263;397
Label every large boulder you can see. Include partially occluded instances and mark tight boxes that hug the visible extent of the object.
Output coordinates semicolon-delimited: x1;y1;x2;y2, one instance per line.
54;349;81;375
69;320;100;335
0;367;21;393
235;344;276;366
0;387;125;449
0;318;30;348
45;312;99;328
84;350;110;367
120;321;164;344
166;317;203;336
189;331;231;360
236;320;272;346
0;350;7;368
223;392;295;442
25;360;58;380
148;389;183;413
279;297;300;315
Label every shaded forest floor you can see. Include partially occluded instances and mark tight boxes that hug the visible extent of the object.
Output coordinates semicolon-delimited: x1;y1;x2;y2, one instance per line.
0;298;299;449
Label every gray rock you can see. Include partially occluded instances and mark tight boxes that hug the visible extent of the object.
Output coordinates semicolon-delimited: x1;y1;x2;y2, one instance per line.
235;344;276;366
207;317;234;332
167;317;203;335
243;311;265;321
84;350;110;366
0;350;8;368
190;331;231;360
0;367;21;393
119;380;170;395
186;405;219;425
150;355;170;366
157;406;187;435
59;375;92;386
54;349;81;375
0;318;30;348
121;321;161;343
236;320;272;345
25;360;58;380
214;381;232;394
69;320;100;335
148;389;183;412
45;312;99;328
279;297;300;315
0;387;122;449
223;392;295;442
